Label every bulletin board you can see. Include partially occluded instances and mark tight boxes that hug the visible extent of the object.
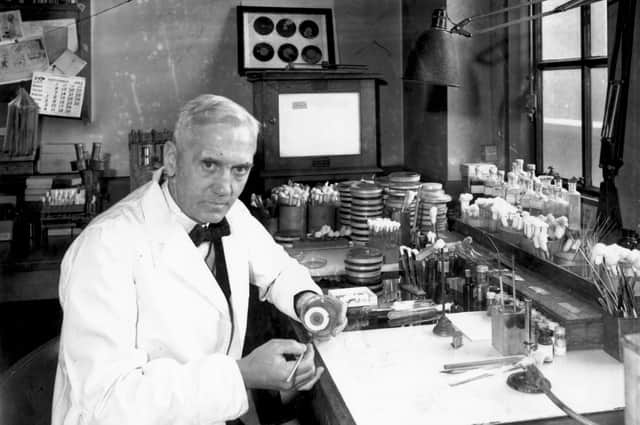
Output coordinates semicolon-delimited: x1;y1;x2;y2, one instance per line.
0;1;92;121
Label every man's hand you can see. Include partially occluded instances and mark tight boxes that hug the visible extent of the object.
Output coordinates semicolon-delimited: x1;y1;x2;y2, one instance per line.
326;295;347;337
280;343;325;404
237;339;311;391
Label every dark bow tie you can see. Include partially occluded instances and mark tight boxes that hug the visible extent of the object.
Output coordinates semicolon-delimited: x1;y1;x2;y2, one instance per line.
188;218;230;246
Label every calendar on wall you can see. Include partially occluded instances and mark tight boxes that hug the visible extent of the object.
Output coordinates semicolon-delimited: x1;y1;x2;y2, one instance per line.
29;71;85;118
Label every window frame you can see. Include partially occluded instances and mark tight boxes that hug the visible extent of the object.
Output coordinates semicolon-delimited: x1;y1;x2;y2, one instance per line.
534;2;608;193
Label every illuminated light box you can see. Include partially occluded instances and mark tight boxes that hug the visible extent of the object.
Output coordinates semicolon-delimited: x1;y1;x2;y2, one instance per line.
278;92;360;158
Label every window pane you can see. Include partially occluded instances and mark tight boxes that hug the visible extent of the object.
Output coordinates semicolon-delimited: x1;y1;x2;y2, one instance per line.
542;0;581;60
591;67;607;188
590;1;607;56
542;70;582;179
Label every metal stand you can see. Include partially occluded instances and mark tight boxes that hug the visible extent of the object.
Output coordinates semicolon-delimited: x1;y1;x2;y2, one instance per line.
433;250;454;336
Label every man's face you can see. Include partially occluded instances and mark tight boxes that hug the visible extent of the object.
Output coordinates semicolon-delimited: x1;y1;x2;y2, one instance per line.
165;123;256;224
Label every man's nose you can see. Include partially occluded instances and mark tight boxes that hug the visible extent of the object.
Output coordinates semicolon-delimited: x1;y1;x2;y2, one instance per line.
211;167;233;196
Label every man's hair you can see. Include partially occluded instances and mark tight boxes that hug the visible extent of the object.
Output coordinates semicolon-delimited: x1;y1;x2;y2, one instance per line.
174;94;260;145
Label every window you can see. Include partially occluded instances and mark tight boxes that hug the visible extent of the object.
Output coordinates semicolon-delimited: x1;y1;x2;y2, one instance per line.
535;0;607;190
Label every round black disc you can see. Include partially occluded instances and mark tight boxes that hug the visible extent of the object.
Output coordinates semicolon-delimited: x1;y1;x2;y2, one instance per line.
299;20;319;39
276;18;296;37
277;43;299;63
253;16;274;35
253;42;274;62
302;45;323;64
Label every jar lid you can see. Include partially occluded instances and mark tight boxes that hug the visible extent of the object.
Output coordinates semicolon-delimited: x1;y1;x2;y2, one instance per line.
476;265;489;272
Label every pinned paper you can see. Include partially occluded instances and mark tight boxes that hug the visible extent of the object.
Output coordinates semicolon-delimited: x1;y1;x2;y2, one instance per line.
0;10;23;44
0;38;49;85
48;49;86;76
22;18;78;53
30;72;85;118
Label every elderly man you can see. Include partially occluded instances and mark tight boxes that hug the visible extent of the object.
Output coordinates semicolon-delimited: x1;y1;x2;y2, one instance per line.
52;94;346;425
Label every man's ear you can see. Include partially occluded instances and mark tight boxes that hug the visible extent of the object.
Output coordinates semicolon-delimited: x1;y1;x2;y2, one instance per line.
163;141;178;177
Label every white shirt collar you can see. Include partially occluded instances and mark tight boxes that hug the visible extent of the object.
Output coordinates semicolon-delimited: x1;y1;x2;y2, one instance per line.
161;180;198;233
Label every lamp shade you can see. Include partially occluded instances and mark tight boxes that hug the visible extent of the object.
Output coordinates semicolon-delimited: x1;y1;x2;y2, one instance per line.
404;9;461;87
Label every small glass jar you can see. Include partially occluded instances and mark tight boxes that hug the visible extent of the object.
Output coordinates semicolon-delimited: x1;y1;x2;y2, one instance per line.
476;265;488;286
486;291;497;316
554;326;567;356
537;326;554;363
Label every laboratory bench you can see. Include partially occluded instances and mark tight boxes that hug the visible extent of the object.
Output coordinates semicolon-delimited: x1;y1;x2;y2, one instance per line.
0;226;632;424
300;313;626;425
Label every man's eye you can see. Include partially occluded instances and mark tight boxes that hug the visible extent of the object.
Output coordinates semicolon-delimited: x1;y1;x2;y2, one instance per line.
232;166;251;177
202;160;217;170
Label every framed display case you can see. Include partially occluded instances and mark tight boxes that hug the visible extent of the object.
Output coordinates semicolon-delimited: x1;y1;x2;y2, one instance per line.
237;6;336;75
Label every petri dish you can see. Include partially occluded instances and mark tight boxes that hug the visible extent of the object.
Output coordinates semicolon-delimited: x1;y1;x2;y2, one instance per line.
253;42;274;62
253;16;274;35
301;256;328;269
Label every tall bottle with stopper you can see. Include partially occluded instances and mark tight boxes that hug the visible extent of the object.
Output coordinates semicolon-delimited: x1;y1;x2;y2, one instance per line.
567;178;582;231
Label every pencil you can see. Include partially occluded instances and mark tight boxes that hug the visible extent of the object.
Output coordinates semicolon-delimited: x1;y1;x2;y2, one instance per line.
285;353;304;383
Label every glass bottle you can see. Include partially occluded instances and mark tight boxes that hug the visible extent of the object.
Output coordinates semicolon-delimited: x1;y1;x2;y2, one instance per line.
474;265;488;311
470;166;485;195
537;325;554;363
484;167;496;197
462;268;475;311
495;170;506;198
520;178;534;213
506;172;520;205
554;326;567;356
530;181;545;216
567;179;582;231
486;291;497;316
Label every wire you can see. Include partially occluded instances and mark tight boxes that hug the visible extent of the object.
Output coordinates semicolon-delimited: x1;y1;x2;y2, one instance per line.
543;388;601;425
19;0;135;40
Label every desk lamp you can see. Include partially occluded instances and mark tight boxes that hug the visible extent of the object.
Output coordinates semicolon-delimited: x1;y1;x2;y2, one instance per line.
404;0;600;87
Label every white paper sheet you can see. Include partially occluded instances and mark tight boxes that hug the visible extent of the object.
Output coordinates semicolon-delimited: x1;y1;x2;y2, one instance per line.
22;18;78;52
48;49;86;76
30;72;85;118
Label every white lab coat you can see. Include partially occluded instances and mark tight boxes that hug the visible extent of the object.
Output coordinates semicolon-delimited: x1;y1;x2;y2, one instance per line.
52;170;321;425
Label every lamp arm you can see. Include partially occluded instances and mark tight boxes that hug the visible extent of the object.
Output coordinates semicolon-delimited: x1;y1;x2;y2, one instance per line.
452;0;600;37
451;0;547;36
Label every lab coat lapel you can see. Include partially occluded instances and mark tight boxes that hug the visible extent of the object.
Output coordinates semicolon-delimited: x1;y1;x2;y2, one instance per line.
223;231;249;357
139;172;232;321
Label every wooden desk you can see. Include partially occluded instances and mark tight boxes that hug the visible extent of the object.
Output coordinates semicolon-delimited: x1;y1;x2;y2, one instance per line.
311;312;625;425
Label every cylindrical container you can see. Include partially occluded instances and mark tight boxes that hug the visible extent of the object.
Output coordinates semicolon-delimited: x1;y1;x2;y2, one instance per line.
622;333;640;425
278;204;307;238
91;142;102;161
491;306;527;355
299;294;342;338
537;326;554;363
554;326;567;356
307;204;336;233
486;291;496;316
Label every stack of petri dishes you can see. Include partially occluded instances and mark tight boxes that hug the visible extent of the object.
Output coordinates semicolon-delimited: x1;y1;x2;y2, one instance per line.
344;246;384;293
385;171;421;222
349;181;384;244
418;182;452;234
337;180;356;228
